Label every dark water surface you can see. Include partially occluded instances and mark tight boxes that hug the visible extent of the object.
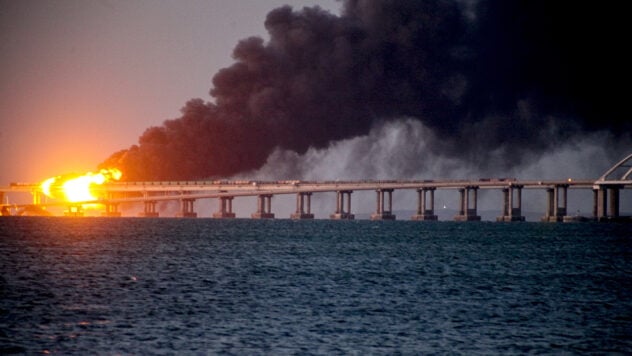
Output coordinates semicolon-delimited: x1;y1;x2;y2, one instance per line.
1;217;631;354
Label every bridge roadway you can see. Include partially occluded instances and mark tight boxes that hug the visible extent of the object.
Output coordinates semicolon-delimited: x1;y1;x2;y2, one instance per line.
3;153;631;220
1;178;627;222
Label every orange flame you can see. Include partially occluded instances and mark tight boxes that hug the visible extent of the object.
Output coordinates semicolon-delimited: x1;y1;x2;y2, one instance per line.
40;168;122;203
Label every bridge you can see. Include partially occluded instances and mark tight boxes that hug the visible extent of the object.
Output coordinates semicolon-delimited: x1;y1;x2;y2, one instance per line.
1;153;631;222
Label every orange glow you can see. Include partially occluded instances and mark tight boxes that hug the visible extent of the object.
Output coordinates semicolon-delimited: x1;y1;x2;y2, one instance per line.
40;168;122;203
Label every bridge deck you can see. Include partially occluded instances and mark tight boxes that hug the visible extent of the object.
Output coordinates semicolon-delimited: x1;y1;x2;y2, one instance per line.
0;178;610;207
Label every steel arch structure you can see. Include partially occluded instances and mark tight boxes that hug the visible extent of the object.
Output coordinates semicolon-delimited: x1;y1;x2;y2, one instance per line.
597;152;632;184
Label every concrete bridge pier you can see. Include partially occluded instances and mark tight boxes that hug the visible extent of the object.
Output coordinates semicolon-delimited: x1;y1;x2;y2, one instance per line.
454;186;481;221
330;190;354;220
0;193;6;216
497;185;525;222
213;196;236;218
542;184;569;222
64;204;84;217
32;191;42;205
412;188;438;221
291;192;314;219
176;198;197;218
138;200;159;217
371;189;396;220
102;192;121;217
594;185;621;222
252;194;274;219
102;202;121;217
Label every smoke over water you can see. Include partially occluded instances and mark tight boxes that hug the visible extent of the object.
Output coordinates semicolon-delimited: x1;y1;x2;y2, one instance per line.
100;0;630;181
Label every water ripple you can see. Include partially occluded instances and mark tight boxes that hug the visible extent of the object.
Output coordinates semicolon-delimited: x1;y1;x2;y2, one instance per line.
1;217;631;354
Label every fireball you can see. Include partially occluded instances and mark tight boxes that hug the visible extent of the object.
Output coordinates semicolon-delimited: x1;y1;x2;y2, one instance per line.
40;168;122;203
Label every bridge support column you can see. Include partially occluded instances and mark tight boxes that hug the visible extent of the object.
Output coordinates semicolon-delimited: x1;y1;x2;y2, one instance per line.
544;188;555;220
594;185;621;222
497;185;525;221
176;198;197;218
138;200;159;217
213;196;236;218
64;205;84;217
101;192;121;217
412;188;438;221
542;184;569;222
454;186;481;221
0;192;7;216
32;191;42;205
291;192;314;219
330;190;354;220
252;194;274;219
102;203;121;217
371;189;396;220
609;187;620;219
593;188;599;219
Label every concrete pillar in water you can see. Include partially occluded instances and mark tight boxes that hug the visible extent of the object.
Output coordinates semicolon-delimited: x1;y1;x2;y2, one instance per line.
371;189;395;220
511;185;525;221
0;192;8;216
102;202;121;217
330;190;354;220
502;188;509;216
593;188;599;219
32;191;42;205
542;188;555;221
64;204;84;217
411;187;438;221
138;200;159;217
176;198;197;218
291;192;314;219
102;192;121;217
596;186;607;221
252;194;274;219
553;186;559;216
455;186;481;221
560;185;568;217
213;196;236;218
497;185;525;222
595;185;621;222
609;186;620;219
542;184;569;222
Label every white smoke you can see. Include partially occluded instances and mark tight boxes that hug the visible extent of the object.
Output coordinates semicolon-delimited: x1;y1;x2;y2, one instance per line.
233;118;630;220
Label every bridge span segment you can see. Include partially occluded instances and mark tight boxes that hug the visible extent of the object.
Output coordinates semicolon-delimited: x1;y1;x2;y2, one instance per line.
1;177;628;222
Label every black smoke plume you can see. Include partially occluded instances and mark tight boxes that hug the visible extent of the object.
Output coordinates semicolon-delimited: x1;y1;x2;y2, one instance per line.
100;0;630;181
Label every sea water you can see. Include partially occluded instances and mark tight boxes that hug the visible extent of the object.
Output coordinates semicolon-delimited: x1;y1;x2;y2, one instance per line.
1;217;631;354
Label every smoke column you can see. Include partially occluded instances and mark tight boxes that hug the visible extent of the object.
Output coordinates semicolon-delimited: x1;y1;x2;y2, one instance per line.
100;0;630;181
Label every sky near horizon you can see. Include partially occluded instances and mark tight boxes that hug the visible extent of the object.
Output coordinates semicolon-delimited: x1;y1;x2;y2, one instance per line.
0;0;341;184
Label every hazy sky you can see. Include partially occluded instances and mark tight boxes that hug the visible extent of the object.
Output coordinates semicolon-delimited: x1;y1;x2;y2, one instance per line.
0;0;340;184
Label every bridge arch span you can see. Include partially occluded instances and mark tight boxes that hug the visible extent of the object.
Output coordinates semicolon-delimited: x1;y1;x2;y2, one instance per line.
598;152;632;182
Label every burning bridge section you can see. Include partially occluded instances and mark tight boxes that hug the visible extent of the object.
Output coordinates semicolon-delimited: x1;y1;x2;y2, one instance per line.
1;177;629;222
